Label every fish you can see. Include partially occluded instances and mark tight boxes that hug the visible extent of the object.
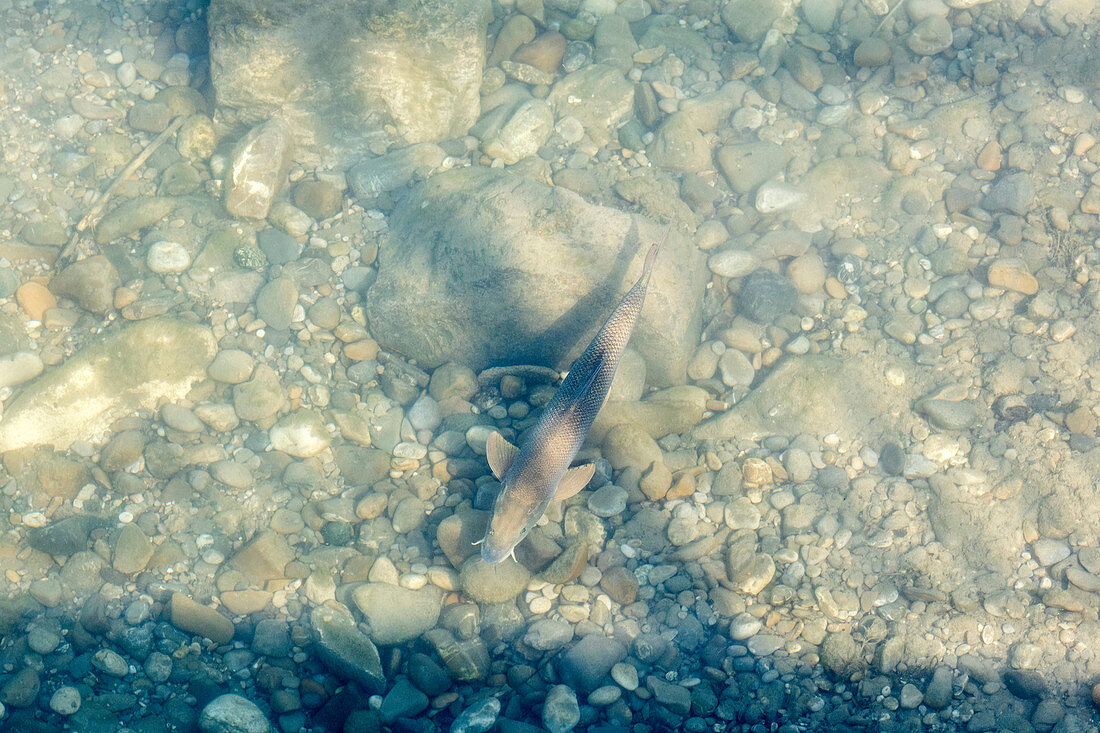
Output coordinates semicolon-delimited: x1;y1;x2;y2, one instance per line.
478;225;670;564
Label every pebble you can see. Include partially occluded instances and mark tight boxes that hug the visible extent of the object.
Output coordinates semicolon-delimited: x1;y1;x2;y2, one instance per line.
92;648;129;677
199;694;272;733
16;281;57;320
147;240;192;273
50;686;82;716
729;612;762;640
170;592;235;644
542;685;581;733
611;662;639;691
738;269;796;323
450;695;500;733
787;252;826;293
987;258;1038;295
209;349;256;383
380;678;429;723
587;484;627;517
0;351;43;388
484;99;554;165
898;683;923;709
50;255;121;313
1032;539;1070;566
1;668;40;707
525;619;574;650
225;120;292;219
113;523;154;575
923;666;953;709
983;172;1034;216
351;582;442;645
255;277;298;331
599;565;639;604
269;410;330;457
853;38;891;67
907;16;953;55
234;364;285;422
559;635;626;692
459;556;531;603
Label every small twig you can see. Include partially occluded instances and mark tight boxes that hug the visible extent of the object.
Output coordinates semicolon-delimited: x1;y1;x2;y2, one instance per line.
874;0;905;34
55;115;185;270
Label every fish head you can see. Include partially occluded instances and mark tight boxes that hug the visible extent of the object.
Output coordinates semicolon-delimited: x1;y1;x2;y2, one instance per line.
480;484;543;564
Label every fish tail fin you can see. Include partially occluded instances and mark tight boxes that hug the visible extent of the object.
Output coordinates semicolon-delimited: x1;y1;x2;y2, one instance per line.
641;220;673;281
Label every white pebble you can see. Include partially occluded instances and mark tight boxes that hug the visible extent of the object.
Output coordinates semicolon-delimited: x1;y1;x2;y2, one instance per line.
147;241;192;274
530;596;552;614
117;62;137;87
22;512;47;528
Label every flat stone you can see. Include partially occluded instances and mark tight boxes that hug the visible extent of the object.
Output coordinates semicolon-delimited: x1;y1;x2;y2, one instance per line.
350;583;443;645
379;678;429;723
648;112;712;173
542;685;580;733
694;353;916;443
483;99;554;165
269;410;330;457
113;524;154;575
95;196;176;244
647;676;691;717
459;556;531;602
347;143;447;199
233;364;285;422
170;592;235;643
224;120;293;219
923;666;953;709
987;258;1038;295
27;514;111;556
983;172;1034;215
0;318;215;452
907;16;952;55
0;351;43;389
50;255;121;313
209;0;490;165
227;531;294;584
310;605;386;692
559;635;626;692
449;695;500;733
547;64;633;146
525;618;574;650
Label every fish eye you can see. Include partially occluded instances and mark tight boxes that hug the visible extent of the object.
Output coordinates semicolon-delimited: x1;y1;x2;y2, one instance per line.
488;529;494;536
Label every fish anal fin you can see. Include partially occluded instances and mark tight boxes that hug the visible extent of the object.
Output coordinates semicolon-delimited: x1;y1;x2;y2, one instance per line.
554;463;595;501
486;431;519;480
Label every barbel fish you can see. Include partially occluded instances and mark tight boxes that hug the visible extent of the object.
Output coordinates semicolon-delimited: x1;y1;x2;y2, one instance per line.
478;225;670;563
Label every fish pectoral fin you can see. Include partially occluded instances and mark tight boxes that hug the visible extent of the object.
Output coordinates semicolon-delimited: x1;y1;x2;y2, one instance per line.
554;463;595;501
486;431;519;480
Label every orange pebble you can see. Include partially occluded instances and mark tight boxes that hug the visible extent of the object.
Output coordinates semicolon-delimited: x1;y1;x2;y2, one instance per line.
15;281;56;321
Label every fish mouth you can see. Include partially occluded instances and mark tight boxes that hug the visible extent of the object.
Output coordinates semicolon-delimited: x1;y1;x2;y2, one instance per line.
480;541;513;564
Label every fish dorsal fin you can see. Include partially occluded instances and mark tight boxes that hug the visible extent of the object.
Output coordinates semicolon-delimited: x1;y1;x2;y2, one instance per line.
554;463;595;501
486;431;519;480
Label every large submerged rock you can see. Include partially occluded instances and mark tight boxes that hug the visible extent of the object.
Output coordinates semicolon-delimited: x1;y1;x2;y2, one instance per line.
693;353;918;443
0;318;216;452
208;0;491;164
365;167;705;386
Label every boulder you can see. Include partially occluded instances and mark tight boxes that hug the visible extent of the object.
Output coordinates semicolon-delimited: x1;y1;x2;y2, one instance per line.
0;319;215;452
365;167;704;386
208;0;491;165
